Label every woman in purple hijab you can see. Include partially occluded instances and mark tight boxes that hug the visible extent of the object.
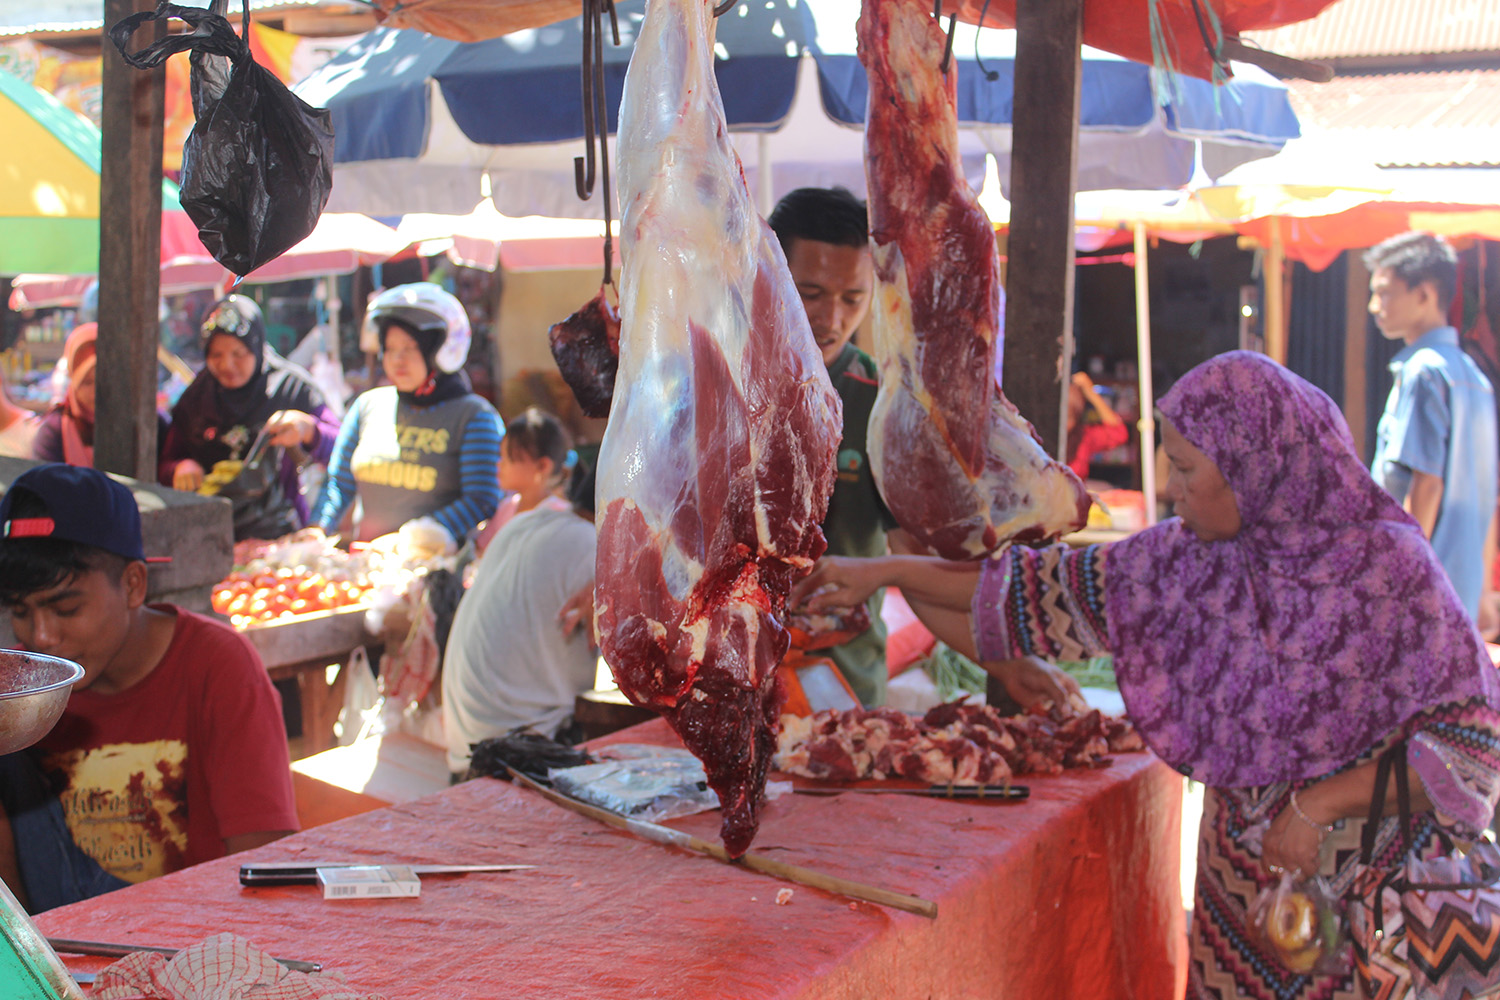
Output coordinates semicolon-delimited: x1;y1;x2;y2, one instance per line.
795;351;1500;1000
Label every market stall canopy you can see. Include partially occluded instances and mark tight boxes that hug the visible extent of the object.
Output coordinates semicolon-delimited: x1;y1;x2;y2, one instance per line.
297;0;1299;218
947;0;1345;80
8;212;409;309
361;0;1341;79
0;66;199;276
1064;139;1500;272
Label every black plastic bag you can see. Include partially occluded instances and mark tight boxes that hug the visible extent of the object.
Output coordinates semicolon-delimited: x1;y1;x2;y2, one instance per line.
109;0;333;276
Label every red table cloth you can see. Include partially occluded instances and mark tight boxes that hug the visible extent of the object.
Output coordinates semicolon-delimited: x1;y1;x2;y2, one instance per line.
37;720;1187;999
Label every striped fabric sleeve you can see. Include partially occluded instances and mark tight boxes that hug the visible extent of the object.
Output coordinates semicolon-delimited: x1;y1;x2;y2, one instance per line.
311;399;363;532
426;407;504;543
971;542;1111;663
1406;698;1500;837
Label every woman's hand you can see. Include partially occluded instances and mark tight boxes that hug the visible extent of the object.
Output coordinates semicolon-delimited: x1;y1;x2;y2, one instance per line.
1262;793;1333;878
264;410;316;449
789;556;889;612
984;657;1081;710
558;578;597;647
173;458;205;492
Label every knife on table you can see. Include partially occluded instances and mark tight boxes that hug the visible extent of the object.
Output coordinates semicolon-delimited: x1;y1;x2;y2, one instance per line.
792;784;1029;800
239;862;535;886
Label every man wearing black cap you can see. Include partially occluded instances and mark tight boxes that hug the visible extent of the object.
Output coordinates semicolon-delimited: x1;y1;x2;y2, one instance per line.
0;464;297;912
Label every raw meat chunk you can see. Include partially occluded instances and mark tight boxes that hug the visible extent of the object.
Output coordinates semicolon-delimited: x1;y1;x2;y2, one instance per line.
548;284;620;418
594;0;842;857
859;0;1089;559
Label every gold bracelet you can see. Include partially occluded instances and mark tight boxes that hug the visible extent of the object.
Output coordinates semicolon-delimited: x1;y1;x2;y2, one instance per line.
1290;789;1336;836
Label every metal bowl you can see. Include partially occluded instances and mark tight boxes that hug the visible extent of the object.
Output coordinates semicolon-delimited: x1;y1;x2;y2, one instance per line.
0;650;84;755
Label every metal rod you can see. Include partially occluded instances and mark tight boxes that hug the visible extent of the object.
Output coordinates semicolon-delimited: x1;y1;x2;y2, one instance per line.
506;767;938;918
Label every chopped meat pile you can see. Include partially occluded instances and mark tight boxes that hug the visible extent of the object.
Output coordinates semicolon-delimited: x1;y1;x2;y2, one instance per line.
776;701;1142;785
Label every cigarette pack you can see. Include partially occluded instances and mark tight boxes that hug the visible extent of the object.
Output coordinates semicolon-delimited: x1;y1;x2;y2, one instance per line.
317;865;421;899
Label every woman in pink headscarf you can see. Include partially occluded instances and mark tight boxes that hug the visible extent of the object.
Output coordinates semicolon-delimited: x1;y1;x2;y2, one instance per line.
33;323;99;465
795;351;1500;1000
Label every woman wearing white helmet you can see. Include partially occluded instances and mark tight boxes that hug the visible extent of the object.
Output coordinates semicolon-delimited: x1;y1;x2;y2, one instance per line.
310;283;503;550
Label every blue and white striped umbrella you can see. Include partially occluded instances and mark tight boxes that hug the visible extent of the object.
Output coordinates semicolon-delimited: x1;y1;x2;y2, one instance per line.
296;0;1299;218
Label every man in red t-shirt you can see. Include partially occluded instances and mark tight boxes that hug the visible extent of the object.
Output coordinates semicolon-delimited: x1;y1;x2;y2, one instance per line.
0;464;297;912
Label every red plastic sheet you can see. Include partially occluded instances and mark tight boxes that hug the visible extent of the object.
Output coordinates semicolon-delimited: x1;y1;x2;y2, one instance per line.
951;0;1343;80
37;720;1186;1000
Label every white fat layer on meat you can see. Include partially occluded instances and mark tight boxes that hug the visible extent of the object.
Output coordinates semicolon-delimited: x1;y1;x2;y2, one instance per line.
685;615;710;665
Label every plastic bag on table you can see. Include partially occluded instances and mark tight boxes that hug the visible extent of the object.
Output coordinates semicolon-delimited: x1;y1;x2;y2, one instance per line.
108;0;333;276
1248;870;1350;976
549;750;721;822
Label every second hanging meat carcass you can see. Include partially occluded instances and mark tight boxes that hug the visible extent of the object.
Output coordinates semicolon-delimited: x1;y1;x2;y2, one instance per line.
859;0;1089;560
594;0;842;857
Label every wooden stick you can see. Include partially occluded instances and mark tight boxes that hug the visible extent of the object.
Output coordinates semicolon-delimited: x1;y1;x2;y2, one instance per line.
1221;38;1334;83
506;768;938;918
46;938;322;973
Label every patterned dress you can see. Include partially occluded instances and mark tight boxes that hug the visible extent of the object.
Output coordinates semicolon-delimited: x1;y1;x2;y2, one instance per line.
973;542;1500;1000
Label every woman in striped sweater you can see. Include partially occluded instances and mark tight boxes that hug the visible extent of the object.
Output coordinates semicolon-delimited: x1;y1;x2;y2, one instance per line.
311;283;501;553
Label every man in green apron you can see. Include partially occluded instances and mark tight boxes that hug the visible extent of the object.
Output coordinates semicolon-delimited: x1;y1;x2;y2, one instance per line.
769;188;896;706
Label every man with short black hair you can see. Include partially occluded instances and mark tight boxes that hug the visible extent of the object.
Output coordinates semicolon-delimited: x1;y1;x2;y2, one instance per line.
0;464;297;912
769;186;896;706
1365;231;1498;618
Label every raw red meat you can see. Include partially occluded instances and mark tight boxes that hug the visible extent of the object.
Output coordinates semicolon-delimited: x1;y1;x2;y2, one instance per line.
548;283;620;419
594;0;842;858
775;700;1141;784
858;0;1089;559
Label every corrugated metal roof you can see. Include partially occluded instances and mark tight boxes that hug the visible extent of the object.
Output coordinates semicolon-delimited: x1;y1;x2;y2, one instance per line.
1286;68;1500;166
1244;0;1500;59
0;0;360;37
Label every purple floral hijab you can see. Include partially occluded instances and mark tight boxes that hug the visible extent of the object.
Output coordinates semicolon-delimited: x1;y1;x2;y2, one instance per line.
1107;351;1499;788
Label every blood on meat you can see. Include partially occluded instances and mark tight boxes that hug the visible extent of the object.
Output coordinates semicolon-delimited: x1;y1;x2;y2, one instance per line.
594;0;841;857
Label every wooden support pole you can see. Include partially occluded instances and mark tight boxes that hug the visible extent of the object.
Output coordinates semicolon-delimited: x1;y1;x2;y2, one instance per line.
988;0;1082;712
1133;223;1157;525
1001;0;1083;459
1264;219;1288;366
96;0;165;482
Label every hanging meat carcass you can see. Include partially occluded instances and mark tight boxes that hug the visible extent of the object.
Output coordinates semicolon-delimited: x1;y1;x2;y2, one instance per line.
594;0;842;857
859;0;1089;559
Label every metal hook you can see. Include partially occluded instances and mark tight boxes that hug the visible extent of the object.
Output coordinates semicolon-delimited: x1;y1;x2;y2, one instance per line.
574;0;603;200
603;0;621;46
713;0;738;17
939;13;958;74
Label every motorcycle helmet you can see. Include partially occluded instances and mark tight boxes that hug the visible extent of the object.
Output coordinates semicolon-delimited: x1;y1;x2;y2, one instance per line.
360;283;471;374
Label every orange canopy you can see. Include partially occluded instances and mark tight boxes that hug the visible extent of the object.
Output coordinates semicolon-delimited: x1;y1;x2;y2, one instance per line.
948;0;1343;80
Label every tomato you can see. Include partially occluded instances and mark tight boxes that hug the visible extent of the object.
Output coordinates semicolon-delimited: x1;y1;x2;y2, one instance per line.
211;590;233;614
289;598;311;616
295;576;325;600
226;593;251;616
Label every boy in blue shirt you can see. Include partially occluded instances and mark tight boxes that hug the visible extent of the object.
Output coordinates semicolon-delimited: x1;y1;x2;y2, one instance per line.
1366;232;1497;619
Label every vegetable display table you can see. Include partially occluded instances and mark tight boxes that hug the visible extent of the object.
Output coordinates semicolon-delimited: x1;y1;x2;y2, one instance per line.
238;605;373;758
36;718;1187;999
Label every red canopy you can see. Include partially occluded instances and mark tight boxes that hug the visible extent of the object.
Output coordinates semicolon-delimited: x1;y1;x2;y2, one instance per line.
948;0;1344;79
368;0;1344;72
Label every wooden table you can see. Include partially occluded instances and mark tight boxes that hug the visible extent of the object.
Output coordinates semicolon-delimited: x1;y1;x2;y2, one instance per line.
35;719;1188;999
239;606;374;759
